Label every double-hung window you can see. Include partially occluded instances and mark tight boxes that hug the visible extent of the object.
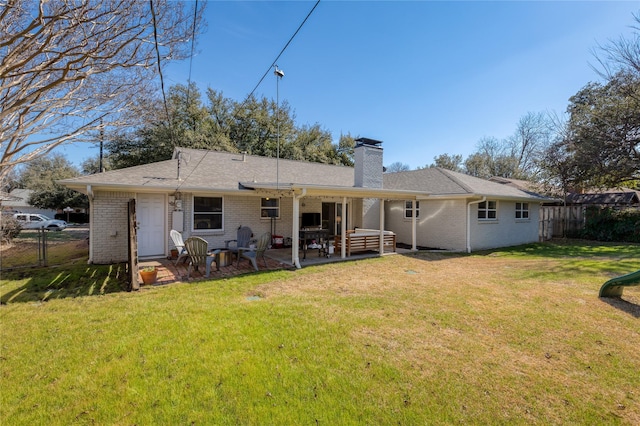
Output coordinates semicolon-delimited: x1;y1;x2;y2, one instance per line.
515;202;529;219
193;196;223;230
404;201;420;219
261;198;280;218
477;200;497;220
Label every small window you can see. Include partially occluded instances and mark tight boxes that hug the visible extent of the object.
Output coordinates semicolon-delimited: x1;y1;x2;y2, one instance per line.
515;202;529;219
193;196;223;230
404;201;420;218
261;198;279;218
478;200;497;220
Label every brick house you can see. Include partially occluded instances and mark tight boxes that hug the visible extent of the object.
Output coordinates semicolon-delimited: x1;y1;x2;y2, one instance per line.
60;139;549;266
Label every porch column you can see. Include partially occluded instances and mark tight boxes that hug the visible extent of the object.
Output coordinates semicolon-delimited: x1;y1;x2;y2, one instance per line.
379;198;385;254
412;200;417;251
292;192;301;268
341;197;347;259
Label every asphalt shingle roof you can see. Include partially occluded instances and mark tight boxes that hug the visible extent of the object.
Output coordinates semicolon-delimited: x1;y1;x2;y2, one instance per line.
61;148;355;191
383;168;548;200
61;148;548;201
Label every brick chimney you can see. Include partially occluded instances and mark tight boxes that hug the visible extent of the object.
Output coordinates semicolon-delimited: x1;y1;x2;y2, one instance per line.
354;138;383;188
354;138;383;229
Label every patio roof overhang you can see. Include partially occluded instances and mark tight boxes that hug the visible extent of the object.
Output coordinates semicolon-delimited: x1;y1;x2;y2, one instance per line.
239;182;428;200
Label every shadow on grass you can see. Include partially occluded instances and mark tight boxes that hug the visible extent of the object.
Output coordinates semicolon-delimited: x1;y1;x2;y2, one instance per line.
482;239;640;260
0;263;130;304
600;296;640;318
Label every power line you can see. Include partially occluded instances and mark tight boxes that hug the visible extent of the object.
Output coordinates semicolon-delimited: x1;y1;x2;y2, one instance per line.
244;0;321;103
186;0;199;108
149;0;170;124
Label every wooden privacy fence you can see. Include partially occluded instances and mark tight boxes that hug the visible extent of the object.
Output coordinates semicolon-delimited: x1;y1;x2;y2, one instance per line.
539;206;585;240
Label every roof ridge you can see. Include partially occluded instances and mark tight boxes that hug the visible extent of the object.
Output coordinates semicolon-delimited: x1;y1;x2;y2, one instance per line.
435;168;475;194
174;147;352;169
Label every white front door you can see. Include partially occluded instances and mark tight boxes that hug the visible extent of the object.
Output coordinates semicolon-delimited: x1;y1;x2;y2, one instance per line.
137;193;165;257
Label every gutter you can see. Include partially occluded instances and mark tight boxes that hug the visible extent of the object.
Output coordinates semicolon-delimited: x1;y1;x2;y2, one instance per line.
466;196;486;253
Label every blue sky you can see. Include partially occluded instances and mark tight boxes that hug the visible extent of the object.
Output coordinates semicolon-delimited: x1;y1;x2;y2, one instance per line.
58;1;639;170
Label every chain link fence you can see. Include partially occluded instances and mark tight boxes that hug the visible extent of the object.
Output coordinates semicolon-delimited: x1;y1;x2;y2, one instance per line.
1;227;89;271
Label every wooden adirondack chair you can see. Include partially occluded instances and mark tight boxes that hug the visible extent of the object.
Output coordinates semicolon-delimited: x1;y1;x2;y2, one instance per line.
184;236;216;280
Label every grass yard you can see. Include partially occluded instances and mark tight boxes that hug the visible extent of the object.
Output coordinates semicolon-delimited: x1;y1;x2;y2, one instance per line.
1;241;639;424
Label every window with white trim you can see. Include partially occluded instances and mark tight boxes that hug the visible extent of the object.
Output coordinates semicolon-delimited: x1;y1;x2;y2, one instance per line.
404;200;420;218
261;198;280;218
193;196;223;230
477;200;497;220
515;202;529;219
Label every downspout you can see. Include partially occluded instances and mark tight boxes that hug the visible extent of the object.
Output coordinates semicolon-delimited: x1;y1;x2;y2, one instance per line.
341;197;347;259
378;199;385;254
87;185;94;264
412;199;417;251
292;188;306;269
466;196;486;254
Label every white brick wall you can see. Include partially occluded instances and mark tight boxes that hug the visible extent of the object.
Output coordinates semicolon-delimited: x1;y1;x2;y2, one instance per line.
469;201;540;250
385;199;467;251
168;193;302;251
91;191;135;264
385;198;541;252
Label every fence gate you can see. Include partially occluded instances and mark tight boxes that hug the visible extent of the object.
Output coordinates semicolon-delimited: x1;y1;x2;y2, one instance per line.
128;199;140;291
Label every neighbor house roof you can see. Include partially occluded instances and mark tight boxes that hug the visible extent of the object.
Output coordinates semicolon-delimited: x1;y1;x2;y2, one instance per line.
384;168;549;201
1;189;32;207
566;190;640;206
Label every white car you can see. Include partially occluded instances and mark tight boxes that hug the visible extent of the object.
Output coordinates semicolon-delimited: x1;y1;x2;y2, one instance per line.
13;213;68;231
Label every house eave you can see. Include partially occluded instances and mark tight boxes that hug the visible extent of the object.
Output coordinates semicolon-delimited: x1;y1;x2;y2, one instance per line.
241;182;428;199
59;181;253;195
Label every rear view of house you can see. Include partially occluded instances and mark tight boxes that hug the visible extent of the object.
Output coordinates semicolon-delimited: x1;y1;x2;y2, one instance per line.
59;142;548;266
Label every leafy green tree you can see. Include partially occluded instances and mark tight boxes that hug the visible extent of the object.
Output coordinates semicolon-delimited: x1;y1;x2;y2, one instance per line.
335;133;356;166
81;155;111;175
17;154;87;210
463;137;519;178
559;73;640;188
105;83;355;169
540;12;640;191
429;154;463;172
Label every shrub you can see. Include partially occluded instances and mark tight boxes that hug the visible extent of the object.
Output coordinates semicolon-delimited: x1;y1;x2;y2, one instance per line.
1;216;22;243
581;207;640;243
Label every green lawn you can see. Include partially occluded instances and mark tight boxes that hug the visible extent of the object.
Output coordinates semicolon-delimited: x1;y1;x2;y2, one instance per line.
1;241;639;424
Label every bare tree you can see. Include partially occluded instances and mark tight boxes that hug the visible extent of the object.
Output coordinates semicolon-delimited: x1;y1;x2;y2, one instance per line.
591;12;640;81
506;111;552;178
0;0;204;181
385;161;411;173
